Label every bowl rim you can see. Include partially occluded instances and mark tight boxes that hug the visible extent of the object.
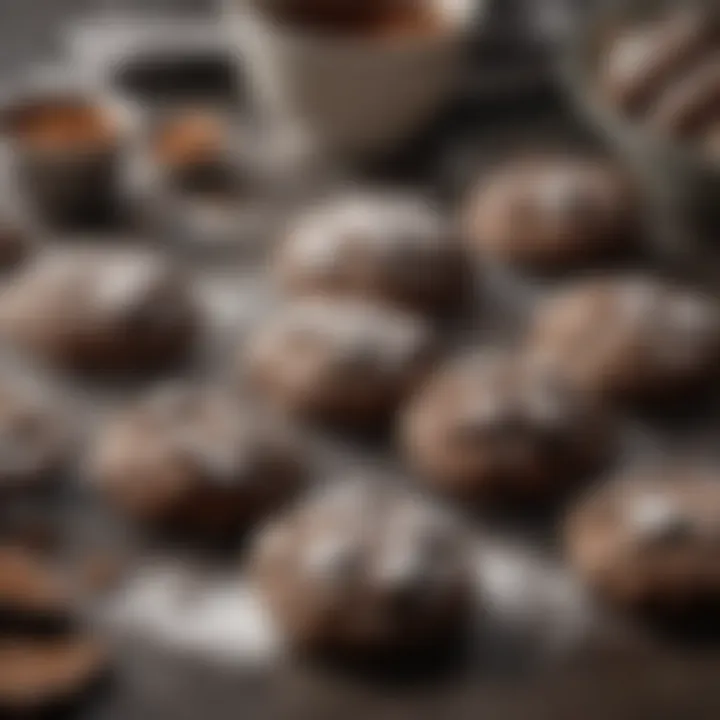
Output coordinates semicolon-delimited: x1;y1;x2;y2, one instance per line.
226;0;481;53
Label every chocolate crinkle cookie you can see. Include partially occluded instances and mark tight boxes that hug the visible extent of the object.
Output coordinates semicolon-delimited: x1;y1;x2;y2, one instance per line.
252;479;474;658
244;298;437;428
275;192;469;316
401;350;615;506
464;156;641;271
87;384;307;538
0;249;200;375
565;467;720;619
0;379;73;495
527;277;720;406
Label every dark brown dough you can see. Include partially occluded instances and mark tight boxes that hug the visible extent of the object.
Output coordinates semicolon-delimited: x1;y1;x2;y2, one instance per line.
527;278;720;405
401;350;614;505
244;298;437;427
252;479;473;657
88;385;307;537
0;249;200;375
276;192;468;315
565;467;720;616
465;156;640;270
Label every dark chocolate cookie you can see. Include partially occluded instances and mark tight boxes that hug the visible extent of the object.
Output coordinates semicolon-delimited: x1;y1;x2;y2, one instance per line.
276;192;468;315
566;467;720;617
527;277;720;405
252;479;473;657
244;298;437;428
88;384;306;537
401;350;614;506
465;156;640;271
0;249;200;375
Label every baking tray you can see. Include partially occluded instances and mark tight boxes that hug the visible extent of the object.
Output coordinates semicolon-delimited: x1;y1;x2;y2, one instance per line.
2;8;720;720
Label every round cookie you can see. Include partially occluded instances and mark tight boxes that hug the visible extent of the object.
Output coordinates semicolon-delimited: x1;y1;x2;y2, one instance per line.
565;468;720;617
245;299;437;427
252;480;473;657
0;380;73;495
0;250;199;375
464;156;640;271
527;278;720;405
401;351;614;506
88;385;307;537
276;192;468;315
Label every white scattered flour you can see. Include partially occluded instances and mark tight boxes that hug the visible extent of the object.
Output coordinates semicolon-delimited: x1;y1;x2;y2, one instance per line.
99;542;593;667
101;562;282;667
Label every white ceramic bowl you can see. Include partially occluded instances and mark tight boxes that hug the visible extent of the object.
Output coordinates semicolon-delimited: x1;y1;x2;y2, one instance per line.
226;0;480;160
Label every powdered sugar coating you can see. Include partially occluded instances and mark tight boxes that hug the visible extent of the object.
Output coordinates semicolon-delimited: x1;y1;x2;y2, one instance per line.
245;298;437;426
277;192;467;314
88;385;306;535
566;468;720;613
0;249;199;374
402;350;614;504
528;278;720;404
252;480;472;655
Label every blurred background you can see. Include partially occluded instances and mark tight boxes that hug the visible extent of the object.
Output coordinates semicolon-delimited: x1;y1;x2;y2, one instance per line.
1;1;720;719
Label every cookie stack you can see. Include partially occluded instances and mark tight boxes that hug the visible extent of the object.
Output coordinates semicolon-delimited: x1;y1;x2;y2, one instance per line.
0;546;107;715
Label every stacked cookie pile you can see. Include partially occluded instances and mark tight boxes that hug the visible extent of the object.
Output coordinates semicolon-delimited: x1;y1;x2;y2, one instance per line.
0;546;106;714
